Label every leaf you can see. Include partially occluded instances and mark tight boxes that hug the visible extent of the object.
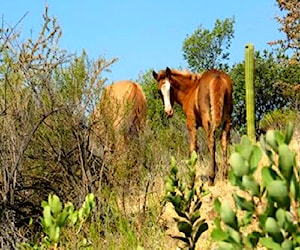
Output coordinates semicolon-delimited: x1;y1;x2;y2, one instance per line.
278;144;295;181
228;169;242;186
189;150;198;166
275;208;286;228
56;210;69;227
165;181;175;193
274;131;285;147
194;200;203;211
41;200;48;208
229;152;249;177
49;225;60;243
184;190;194;204
246;231;261;248
266;130;278;152
194;222;208;242
171;236;190;246
190;210;200;224
241;211;253;226
281;239;293;250
220;201;238;230
249;145;262;172
242;175;260;197
265;217;284;243
170;165;178;175
284;122;294;145
260;237;281;250
233;193;254;212
211;228;228;241
265;217;280;234
167;195;182;209
86;193;96;208
49;194;62;215
267;180;289;207
261;167;278;188
290;175;299;200
174;207;188;219
228;227;241;244
177;221;192;237
218;241;237;250
42;205;53;228
213;198;221;213
235;135;253;161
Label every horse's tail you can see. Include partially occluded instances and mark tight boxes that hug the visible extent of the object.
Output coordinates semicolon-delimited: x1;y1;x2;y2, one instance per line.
128;83;147;132
209;74;230;129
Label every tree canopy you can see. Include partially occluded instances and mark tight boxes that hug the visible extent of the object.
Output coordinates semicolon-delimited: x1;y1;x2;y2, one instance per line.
182;17;235;72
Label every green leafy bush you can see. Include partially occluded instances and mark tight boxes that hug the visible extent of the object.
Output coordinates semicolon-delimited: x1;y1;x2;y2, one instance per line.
212;123;300;249
164;152;208;250
259;109;298;132
21;193;95;250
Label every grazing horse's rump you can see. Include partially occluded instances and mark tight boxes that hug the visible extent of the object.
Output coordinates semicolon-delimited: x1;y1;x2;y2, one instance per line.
152;67;233;185
90;80;147;155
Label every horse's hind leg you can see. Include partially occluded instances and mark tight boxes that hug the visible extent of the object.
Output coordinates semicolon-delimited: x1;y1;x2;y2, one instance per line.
221;120;231;179
186;119;198;153
207;128;216;185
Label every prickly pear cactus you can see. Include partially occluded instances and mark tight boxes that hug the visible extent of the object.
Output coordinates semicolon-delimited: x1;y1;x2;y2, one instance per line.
212;123;299;249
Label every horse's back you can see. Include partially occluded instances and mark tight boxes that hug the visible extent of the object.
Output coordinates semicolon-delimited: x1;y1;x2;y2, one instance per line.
89;80;146;155
196;69;233;127
103;80;147;131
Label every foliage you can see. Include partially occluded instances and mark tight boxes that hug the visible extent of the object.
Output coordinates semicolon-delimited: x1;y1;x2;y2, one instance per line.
259;109;298;132
20;193;95;250
0;6;116;249
137;70;169;129
164;152;208;250
212;123;300;249
182;17;235;72
230;50;297;134
269;0;300;60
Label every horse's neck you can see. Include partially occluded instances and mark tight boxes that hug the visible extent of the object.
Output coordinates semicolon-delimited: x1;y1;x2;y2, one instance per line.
172;74;199;106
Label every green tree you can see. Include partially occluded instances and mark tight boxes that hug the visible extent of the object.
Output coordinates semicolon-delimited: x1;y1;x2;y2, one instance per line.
269;0;300;60
182;17;235;72
230;50;299;134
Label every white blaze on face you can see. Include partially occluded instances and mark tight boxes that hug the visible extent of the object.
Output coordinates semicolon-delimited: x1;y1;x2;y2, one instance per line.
161;80;173;116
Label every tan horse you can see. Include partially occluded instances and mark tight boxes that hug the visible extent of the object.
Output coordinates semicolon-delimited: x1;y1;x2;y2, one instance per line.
90;80;147;156
152;67;233;185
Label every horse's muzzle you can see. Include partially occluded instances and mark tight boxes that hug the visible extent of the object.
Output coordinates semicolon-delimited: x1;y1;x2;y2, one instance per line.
165;109;173;117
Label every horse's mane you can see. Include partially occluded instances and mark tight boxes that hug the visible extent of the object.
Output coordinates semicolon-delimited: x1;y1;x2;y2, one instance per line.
170;68;203;82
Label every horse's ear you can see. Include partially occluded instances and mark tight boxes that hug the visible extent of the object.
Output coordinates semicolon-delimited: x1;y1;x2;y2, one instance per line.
152;70;158;80
166;67;171;78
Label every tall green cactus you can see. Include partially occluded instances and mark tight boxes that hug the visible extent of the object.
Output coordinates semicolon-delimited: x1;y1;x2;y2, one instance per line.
245;43;255;142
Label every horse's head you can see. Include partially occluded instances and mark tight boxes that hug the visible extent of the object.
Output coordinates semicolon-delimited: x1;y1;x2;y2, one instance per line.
152;67;174;117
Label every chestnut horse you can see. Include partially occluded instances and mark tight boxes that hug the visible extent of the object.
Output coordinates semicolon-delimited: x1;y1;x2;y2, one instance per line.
90;80;147;156
152;67;233;185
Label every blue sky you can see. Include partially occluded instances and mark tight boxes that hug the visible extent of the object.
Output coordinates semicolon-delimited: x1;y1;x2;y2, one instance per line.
2;1;283;83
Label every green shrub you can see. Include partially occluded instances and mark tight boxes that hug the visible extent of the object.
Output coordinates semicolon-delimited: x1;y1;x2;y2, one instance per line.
212;123;300;249
164;152;209;250
259;109;298;132
20;193;95;250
